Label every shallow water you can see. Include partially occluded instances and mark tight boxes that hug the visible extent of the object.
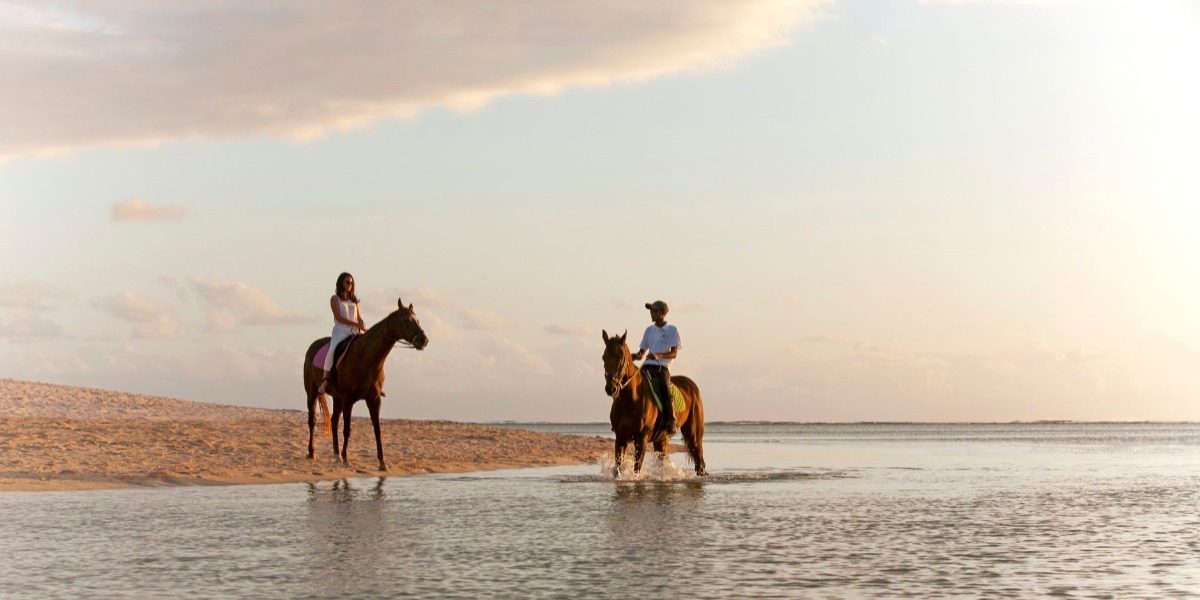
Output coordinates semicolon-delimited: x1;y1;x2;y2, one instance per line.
3;423;1199;598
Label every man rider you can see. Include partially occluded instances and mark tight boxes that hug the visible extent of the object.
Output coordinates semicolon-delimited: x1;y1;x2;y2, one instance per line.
631;300;681;436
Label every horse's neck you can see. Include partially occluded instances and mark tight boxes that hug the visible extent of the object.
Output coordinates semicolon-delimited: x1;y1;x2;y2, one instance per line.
356;318;396;367
620;362;647;405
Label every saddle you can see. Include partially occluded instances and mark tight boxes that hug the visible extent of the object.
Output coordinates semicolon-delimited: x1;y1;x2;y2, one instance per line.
311;335;358;372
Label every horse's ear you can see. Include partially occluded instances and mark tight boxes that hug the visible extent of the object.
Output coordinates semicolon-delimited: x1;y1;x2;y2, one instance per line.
408;303;413;312
602;329;609;342
397;297;404;309
620;329;627;342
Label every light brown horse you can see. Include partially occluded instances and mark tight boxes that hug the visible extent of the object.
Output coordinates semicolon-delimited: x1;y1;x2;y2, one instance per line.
303;298;429;471
602;329;706;476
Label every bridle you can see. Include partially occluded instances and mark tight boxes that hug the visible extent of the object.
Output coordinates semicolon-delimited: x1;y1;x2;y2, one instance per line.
605;350;639;398
365;313;425;349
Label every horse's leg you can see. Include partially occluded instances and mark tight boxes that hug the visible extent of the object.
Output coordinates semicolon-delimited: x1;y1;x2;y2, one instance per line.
652;434;671;472
307;392;316;460
330;396;342;458
685;396;706;476
367;397;387;472
633;437;646;473
341;400;354;465
652;436;668;458
682;417;706;476
612;437;626;477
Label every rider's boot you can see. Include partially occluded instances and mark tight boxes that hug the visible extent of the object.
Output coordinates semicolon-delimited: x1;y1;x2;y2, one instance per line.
659;406;678;437
317;370;330;395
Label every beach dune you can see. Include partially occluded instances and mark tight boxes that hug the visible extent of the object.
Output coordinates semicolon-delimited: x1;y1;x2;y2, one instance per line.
0;379;611;492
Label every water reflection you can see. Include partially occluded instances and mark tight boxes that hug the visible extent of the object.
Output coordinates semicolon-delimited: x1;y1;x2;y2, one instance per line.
606;481;706;546
302;477;394;589
305;477;388;503
611;481;706;506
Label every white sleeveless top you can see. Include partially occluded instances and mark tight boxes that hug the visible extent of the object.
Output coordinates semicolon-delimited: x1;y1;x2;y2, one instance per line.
333;297;358;333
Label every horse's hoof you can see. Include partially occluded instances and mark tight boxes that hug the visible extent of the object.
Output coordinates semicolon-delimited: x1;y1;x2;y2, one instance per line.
307;453;315;460
378;463;389;472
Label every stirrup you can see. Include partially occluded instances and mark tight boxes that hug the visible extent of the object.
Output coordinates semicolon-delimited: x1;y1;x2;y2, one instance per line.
317;377;329;394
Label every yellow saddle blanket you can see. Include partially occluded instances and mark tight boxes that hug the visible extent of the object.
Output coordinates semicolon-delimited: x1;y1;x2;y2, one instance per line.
649;383;685;415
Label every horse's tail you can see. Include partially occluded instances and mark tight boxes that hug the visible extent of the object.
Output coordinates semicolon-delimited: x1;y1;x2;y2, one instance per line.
317;394;332;437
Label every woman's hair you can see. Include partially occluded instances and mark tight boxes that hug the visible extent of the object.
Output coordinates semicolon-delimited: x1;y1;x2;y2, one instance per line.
335;272;359;303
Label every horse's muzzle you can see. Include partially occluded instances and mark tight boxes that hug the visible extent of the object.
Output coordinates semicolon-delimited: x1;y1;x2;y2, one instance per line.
414;333;429;350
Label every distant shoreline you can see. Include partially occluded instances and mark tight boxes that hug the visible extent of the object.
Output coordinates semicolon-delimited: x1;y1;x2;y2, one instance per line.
0;379;610;493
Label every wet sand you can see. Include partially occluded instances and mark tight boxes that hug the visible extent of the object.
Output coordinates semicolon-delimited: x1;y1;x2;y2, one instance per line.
0;379;611;492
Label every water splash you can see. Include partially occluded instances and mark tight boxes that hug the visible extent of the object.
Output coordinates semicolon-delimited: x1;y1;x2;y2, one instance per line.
556;455;852;484
596;452;695;482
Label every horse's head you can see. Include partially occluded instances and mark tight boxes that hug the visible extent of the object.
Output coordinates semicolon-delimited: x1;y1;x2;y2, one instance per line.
601;329;631;397
387;297;429;350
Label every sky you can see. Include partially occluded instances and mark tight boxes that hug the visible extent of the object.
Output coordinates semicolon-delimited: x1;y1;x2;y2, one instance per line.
2;0;1198;422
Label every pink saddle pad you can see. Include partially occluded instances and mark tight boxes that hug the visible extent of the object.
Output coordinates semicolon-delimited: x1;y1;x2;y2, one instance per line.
312;337;354;370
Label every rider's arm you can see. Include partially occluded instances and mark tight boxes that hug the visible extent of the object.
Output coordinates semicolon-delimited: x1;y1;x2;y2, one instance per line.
648;347;678;361
634;330;651;360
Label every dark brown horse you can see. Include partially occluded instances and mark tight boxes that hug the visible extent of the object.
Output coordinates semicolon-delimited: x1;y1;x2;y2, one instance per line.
303;298;429;471
602;329;706;476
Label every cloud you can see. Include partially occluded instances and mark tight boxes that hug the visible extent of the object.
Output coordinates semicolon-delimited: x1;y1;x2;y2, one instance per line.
93;290;185;339
177;344;294;381
185;275;314;332
0;276;70;310
545;323;594;338
94;291;161;322
399;286;451;308
4;342;295;389
421;310;464;344
0;0;827;162
461;307;511;331
363;286;452;316
571;360;597;378
204;312;239;335
479;336;552;374
111;198;185;222
0;310;64;339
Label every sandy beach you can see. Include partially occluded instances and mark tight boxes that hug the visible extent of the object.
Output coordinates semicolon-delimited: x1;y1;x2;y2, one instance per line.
0;379;612;492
